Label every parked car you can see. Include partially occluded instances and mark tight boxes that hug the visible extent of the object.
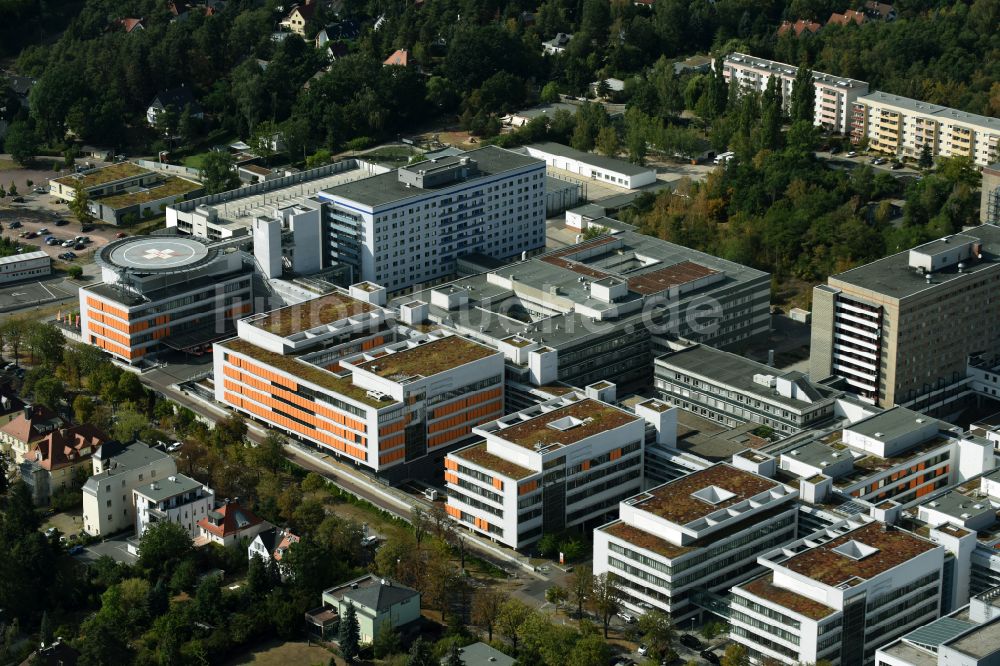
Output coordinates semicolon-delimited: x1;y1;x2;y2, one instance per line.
167;441;183;452
115;232;128;238
33;186;47;194
66;251;78;259
846;150;858;157
680;635;703;650
891;161;904;170
9;221;22;229
24;231;38;239
38;227;48;234
637;645;649;657
701;651;720;664
618;612;636;624
68;545;84;555
81;224;95;232
11;196;24;203
55;219;69;226
61;239;75;247
46;239;60;246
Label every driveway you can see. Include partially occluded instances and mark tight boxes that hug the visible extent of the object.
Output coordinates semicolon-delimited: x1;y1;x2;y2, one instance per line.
79;533;138;564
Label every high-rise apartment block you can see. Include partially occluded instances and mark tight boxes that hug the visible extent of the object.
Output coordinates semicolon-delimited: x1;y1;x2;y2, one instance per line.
982;163;1000;225
445;394;645;548
810;226;1000;408
730;519;944;666
852;92;1000;167
721;53;870;134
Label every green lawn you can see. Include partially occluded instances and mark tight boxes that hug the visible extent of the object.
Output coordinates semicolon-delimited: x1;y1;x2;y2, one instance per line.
0;159;19;171
182;153;213;170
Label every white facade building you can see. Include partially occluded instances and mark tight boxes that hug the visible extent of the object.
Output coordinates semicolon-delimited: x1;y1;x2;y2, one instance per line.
313;146;546;292
593;463;798;622
721;53;870;135
445;394;646;548
134;473;215;539
82;443;177;537
729;518;945;666
852;92;1000;167
525;142;657;189
215;289;505;482
0;251;51;284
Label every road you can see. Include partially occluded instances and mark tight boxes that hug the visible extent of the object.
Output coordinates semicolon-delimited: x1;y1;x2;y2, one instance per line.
139;365;547;579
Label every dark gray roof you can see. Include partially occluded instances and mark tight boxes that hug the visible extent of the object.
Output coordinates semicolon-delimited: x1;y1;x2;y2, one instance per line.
319;146;542;209
830;224;1000;300
528;141;655;177
449;642;515;666
904;616;976;649
343;578;419;612
253;526;277;553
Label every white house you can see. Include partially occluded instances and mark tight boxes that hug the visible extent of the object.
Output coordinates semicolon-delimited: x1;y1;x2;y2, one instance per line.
196;498;267;547
134;473;215;539
82;442;177;537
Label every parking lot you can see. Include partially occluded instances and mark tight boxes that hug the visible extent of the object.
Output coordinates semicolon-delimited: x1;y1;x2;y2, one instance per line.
0;199;120;263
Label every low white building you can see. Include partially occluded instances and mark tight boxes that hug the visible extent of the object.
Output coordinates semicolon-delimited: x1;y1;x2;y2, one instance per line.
82;442;177;537
134;473;214;539
729;518;945;665
593;462;798;622
446;393;646;549
525;142;657;190
0;251;51;284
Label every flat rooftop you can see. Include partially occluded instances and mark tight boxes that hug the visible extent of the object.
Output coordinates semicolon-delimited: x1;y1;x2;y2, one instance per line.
356;335;497;379
781;522;937;587
858;91;1000;131
451;441;535;480
53;161;150;188
946;619;1000;659
249;291;376;337
657;345;839;409
219;338;392;407
847;406;945;441
724;52;869;88
629;463;782;525
135;473;204;502
920;490;996;523
99;176;200;209
830;224;1000;300
740;573;837;620
319;146;541;209
491;398;638;450
527;141;654;177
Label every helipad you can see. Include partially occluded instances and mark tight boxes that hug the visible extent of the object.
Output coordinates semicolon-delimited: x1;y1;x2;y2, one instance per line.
99;236;216;273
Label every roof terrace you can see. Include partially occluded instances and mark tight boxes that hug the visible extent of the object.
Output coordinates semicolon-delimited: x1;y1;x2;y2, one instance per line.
452;441;536;480
248;292;377;337
740;573;837;620
354;335;497;380
781;521;937;587
484;398;638;450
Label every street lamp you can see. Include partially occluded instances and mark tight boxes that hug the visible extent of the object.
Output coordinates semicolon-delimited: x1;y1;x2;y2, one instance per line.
690;616;695;633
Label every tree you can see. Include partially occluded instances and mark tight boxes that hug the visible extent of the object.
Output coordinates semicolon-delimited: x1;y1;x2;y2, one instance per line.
199;151;239;194
472;587;507;641
444;641;465;666
638;609;675;659
411;505;429;547
372;620;401;658
137;520;193;580
66;265;83;280
113;409;148;442
3;120;39;166
305;149;332;169
566;632;611;666
338;602;360;662
39;610;52;647
541;81;561;104
721;643;750;666
406;637;435;666
568;564;593;618
790;65;815;124
596;126;619;157
919;143;934;169
7;182;15;196
32;376;63;410
546;585;568;609
250;120;280;164
497;598;533;652
69;187;94;226
590;573;620;638
27;322;64;366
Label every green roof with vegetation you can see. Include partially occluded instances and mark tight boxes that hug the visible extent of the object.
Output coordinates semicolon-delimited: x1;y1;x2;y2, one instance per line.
99;176;201;209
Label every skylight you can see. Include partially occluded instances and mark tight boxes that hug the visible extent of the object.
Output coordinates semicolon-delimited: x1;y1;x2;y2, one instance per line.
691;485;737;505
832;540;879;560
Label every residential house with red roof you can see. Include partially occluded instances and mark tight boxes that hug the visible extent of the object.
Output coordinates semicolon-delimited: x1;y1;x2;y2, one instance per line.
19;424;108;505
383;49;409;67
248;526;300;577
197;499;268;547
777;19;822;37
827;8;867;26
0;404;63;465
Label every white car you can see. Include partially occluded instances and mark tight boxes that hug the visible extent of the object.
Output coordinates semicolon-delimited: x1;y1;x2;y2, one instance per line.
846;151;858;158
618;611;636;623
62;240;75;247
167;441;183;452
638;645;649;656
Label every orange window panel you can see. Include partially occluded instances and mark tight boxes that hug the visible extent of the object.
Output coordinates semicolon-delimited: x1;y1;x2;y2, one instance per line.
445;504;461;518
444;472;459;485
445;458;458;471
